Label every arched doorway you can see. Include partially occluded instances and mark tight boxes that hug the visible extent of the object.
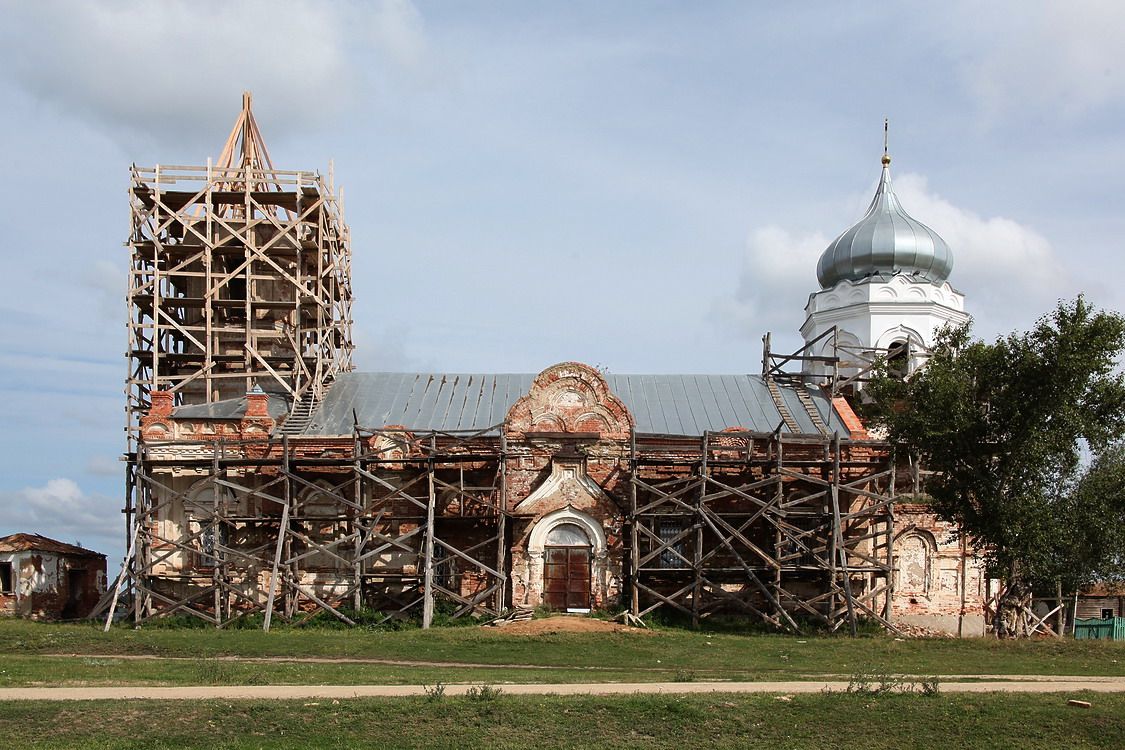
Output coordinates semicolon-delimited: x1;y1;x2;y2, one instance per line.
543;522;592;612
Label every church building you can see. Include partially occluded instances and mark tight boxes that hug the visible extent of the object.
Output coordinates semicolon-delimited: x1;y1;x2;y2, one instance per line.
116;98;987;635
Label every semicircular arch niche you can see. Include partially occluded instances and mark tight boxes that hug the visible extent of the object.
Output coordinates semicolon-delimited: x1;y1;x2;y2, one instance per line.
894;530;936;598
545;522;591;547
505;362;633;440
183;479;234;520
299;479;348;517
296;479;349;572
527;507;608;557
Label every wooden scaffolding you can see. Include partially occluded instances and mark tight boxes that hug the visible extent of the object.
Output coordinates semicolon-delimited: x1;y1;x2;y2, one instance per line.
763;326;920;396
629;429;897;634
107;423;895;634
109;428;508;629
124;93;353;451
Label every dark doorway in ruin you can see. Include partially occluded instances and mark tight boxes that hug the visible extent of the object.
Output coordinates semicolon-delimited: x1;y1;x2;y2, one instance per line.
63;569;85;619
544;547;591;612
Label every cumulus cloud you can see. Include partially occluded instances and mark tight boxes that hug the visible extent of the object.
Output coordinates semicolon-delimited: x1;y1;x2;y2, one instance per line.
891;174;1070;335
717;226;829;353
947;1;1125;119
0;479;121;557
723;172;1070;348
0;0;434;151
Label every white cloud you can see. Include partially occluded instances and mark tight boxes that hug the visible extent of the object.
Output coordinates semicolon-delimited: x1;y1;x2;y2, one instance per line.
0;1;348;147
352;323;430;372
717;226;828;352
85;455;122;478
0;0;435;150
0;479;121;556
724;172;1070;347
948;1;1125;119
892;174;1071;336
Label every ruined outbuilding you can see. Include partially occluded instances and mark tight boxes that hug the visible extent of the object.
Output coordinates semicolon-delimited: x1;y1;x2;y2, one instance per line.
107;97;988;635
0;534;107;620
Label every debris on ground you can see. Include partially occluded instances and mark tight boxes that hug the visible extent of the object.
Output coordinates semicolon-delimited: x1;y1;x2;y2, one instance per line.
485;606;534;628
483;614;653;636
894;623;954;638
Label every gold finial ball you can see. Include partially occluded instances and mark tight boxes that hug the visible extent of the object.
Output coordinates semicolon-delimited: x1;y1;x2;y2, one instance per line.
881;153;891;166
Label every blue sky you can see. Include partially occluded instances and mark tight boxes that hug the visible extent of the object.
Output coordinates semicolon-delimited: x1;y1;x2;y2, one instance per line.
1;1;1123;564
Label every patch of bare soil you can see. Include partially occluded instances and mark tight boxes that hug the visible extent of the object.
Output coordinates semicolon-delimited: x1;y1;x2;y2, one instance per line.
486;615;655;636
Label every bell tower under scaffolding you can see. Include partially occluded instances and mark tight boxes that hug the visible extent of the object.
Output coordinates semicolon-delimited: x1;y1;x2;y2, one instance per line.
124;92;354;452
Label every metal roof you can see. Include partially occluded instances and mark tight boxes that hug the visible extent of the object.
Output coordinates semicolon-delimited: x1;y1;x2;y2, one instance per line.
173;393;290;420
301;372;848;437
817;154;953;289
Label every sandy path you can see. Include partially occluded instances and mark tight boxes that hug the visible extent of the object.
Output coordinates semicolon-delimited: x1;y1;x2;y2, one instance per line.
2;678;1125;701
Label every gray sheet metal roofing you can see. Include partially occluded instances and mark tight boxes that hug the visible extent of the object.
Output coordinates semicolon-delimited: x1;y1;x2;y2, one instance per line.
301;372;848;437
174;393;290;420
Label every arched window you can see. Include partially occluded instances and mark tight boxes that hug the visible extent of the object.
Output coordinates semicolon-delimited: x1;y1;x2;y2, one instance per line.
546;523;590;547
887;339;910;379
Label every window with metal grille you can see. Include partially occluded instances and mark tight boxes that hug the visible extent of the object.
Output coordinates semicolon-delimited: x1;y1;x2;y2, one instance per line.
195;522;228;568
658;521;684;569
432;542;456;592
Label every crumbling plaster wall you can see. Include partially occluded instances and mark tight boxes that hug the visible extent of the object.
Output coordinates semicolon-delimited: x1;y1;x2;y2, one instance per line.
893;503;988;635
0;550;105;620
145;467;359;609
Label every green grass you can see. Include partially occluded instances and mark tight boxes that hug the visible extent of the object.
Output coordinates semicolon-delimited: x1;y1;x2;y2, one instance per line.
1;619;1123;688
0;654;718;687
1;692;1122;749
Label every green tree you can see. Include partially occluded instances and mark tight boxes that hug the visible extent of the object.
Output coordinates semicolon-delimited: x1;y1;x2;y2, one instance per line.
1058;445;1125;587
866;297;1125;636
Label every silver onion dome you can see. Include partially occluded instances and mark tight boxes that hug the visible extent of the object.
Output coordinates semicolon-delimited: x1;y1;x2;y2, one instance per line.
816;153;953;289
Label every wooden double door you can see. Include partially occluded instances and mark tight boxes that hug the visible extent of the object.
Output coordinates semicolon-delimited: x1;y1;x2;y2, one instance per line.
543;546;591;611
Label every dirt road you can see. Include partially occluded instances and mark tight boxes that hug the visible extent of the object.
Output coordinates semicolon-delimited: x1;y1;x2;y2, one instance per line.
2;678;1124;701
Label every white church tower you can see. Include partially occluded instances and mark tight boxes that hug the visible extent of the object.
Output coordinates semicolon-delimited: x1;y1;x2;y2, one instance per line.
800;134;968;380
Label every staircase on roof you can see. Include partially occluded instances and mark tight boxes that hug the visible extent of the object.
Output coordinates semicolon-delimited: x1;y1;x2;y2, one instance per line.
279;381;332;435
794;388;830;435
765;377;801;433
